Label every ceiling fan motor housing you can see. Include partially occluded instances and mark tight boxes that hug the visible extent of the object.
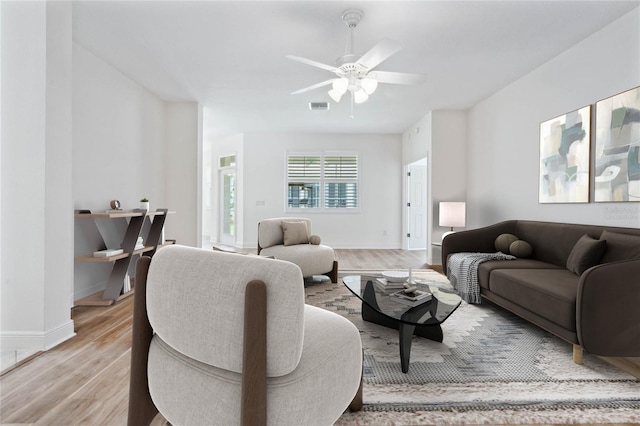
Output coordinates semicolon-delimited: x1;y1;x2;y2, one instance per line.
341;9;363;28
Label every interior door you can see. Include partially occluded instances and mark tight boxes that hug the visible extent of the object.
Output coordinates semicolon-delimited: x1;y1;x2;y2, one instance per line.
407;161;427;250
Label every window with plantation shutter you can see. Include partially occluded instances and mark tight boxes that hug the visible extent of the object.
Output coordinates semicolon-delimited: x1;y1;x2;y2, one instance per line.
287;152;359;211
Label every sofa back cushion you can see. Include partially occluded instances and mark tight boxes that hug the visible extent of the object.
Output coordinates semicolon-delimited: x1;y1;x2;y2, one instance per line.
600;230;640;263
513;221;640;267
146;245;305;377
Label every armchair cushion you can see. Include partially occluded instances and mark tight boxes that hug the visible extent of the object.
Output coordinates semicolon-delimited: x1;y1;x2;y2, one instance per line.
147;305;362;426
147;245;305;376
282;220;310;246
260;244;335;278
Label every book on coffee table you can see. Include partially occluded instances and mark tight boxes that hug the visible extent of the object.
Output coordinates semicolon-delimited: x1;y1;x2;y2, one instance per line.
374;277;406;291
390;289;432;307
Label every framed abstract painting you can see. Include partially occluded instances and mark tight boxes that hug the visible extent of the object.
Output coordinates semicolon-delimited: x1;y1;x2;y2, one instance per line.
539;105;591;203
594;86;640;202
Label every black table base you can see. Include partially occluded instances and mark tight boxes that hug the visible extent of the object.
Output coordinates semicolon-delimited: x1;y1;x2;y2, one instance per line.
362;303;443;373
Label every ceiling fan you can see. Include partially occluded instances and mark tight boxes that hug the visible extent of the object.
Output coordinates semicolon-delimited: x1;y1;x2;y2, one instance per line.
287;9;426;116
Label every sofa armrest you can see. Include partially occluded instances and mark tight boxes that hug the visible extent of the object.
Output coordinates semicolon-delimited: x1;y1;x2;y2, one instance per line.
441;220;517;268
577;258;640;357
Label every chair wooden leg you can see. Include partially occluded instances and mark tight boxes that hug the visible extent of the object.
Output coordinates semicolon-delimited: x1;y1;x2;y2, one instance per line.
349;350;363;412
127;256;159;426
329;260;339;283
241;280;268;426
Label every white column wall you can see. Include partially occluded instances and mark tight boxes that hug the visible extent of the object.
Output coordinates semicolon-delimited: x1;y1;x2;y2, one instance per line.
165;102;202;248
1;1;75;355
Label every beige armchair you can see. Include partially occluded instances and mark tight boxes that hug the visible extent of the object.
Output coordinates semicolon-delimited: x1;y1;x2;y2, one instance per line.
128;245;362;426
257;217;338;283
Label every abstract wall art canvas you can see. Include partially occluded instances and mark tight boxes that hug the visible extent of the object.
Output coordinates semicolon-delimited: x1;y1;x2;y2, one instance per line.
594;86;640;202
539;106;591;203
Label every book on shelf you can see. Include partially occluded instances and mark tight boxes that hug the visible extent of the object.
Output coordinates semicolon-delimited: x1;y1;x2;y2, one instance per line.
390;289;432;307
93;248;124;257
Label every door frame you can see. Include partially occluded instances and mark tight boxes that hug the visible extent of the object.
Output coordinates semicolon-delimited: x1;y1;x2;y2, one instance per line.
403;157;428;250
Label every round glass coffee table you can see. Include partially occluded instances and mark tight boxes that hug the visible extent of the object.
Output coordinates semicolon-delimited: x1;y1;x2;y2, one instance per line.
343;275;462;373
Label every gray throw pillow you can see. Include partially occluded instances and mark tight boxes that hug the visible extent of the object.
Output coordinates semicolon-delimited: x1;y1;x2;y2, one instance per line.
495;233;519;253
509;240;533;258
282;221;309;246
566;234;607;275
599;230;640;264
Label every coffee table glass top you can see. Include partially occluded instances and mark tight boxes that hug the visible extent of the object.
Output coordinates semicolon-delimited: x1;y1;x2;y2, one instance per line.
342;275;462;326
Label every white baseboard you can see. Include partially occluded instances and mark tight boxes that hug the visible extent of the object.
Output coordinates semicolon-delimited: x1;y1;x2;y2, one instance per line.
1;319;76;352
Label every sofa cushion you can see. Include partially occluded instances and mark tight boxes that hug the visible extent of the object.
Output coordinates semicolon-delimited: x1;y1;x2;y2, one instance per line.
489;269;578;332
495;233;519;253
282;220;310;246
565;234;607;275
509;240;533;258
477;259;561;290
309;234;321;245
600;230;640;263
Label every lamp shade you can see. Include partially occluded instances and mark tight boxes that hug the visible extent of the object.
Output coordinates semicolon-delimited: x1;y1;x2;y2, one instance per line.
439;202;466;228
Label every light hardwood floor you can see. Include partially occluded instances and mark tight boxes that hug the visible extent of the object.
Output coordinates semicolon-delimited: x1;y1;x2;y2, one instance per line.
1;249;638;425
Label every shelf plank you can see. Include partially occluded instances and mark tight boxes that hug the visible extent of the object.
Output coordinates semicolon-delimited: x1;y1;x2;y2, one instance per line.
74;289;134;307
75;209;175;219
75;253;130;262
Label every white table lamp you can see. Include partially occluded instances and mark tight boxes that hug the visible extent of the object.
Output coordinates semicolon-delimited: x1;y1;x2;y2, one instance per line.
439;202;466;240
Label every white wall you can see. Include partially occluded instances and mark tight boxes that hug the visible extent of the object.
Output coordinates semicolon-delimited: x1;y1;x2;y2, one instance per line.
467;8;640;229
72;43;168;299
238;133;403;249
1;1;75;357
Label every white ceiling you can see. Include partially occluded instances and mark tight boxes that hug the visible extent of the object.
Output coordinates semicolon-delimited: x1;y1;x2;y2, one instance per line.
72;1;639;135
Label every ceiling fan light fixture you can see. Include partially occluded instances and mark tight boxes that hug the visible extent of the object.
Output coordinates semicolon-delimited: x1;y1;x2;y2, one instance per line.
354;88;369;104
328;88;345;103
360;78;378;95
333;77;349;92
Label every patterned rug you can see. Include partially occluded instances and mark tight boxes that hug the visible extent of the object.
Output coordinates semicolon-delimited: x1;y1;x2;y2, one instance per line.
305;270;640;425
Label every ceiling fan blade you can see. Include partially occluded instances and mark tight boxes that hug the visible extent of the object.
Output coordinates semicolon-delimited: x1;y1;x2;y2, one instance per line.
286;55;338;73
356;39;401;71
370;70;427;86
291;79;337;95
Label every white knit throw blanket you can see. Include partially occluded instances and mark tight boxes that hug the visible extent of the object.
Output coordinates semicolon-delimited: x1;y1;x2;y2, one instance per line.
447;252;516;303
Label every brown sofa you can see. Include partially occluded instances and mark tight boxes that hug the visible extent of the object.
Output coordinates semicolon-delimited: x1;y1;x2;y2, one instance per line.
442;220;640;363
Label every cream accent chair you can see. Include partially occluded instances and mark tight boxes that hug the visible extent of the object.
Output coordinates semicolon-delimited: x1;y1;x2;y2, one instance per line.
257;217;338;283
128;245;362;426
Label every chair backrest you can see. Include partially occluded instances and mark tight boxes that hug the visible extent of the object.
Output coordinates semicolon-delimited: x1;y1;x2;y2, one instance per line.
146;245;305;377
258;217;312;250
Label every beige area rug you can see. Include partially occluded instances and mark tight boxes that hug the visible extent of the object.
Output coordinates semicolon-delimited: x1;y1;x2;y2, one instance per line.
305;270;640;425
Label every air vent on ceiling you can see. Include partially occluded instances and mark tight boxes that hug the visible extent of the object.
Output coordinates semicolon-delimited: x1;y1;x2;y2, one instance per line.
309;102;329;111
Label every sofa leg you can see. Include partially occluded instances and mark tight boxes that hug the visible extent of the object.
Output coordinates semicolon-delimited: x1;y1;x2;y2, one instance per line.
573;344;583;365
